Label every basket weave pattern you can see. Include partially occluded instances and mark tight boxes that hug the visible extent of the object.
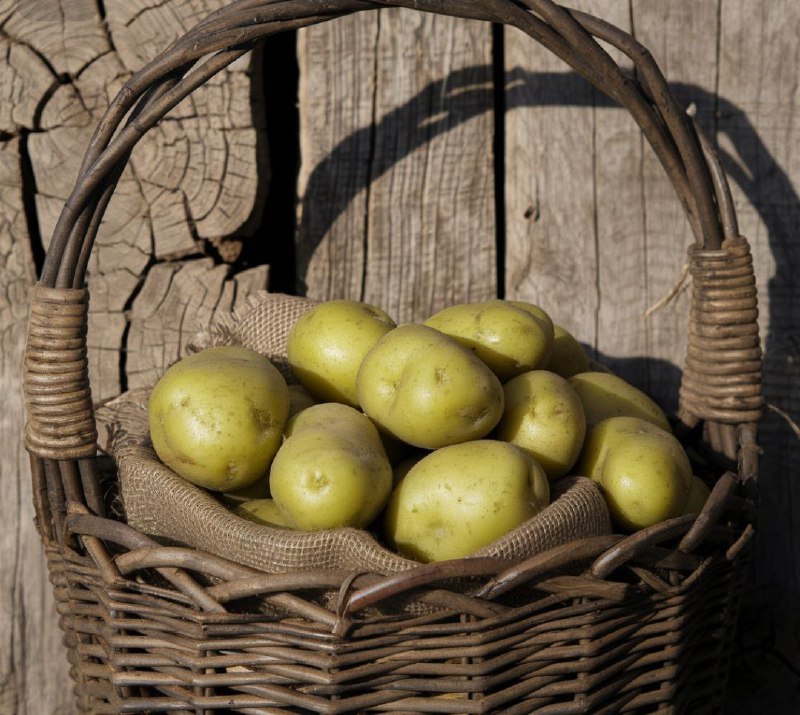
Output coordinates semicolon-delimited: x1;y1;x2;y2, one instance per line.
23;0;761;712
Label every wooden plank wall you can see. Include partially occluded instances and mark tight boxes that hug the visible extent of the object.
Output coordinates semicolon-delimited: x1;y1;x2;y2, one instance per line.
0;1;269;711
297;3;800;712
1;1;798;712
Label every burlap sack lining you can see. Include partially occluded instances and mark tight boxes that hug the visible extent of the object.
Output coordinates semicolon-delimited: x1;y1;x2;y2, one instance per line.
96;292;611;577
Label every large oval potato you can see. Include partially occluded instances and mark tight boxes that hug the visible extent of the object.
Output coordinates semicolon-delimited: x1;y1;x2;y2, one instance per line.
423;299;554;381
148;346;289;492
496;370;586;480
286;299;396;407
568;371;671;431
384;440;550;563
356;324;504;449
269;403;392;530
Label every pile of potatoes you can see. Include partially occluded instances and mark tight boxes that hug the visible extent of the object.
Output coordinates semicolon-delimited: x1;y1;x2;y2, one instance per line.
147;298;709;563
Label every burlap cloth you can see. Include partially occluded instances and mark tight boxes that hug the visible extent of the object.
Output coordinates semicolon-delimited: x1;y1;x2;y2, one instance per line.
96;292;611;576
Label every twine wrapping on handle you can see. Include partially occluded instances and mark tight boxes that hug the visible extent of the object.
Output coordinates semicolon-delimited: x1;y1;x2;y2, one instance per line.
24;285;96;459
680;236;764;424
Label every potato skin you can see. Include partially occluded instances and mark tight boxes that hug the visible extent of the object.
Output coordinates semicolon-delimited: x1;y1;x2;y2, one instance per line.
546;325;590;378
496;370;586;480
600;435;691;532
286;384;318;420
569;371;671;431
234;499;294;528
356;324;504;449
269;403;392;530
577;416;690;485
575;416;692;532
148;346;289;492
286;300;395;407
423;299;554;381
682;475;711;516
384;440;550;563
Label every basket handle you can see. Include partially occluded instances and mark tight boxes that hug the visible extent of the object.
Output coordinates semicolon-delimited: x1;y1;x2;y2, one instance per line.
40;0;736;295
24;1;761;509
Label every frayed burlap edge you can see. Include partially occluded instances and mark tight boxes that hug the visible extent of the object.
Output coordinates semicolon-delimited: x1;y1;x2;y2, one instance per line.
95;291;612;579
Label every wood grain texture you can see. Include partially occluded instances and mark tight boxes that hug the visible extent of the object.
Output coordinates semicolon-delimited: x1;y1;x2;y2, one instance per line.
22;0;268;402
504;2;800;710
629;0;720;409
504;0;718;410
714;1;800;710
125;260;268;390
297;9;496;322
0;138;73;714
504;18;598;352
0;1;269;712
0;0;108;75
1;1;799;712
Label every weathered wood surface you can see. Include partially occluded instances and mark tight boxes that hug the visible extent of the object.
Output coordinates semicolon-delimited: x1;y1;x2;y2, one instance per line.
0;1;268;712
297;3;800;712
1;1;799;713
297;8;496;321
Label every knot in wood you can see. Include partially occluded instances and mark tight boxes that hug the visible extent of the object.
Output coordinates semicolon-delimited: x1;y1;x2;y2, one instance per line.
24;285;97;459
680;237;764;423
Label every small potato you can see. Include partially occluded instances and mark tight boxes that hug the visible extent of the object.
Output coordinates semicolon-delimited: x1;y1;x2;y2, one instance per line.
148;346;289;492
221;473;270;506
568;371;671;431
546;325;590;378
496;370;586;480
576;416;692;532
269;403;392;530
285;401;374;439
600;434;691;532
287;384;319;420
682;475;712;516
577;416;690;486
424;299;553;381
357;324;504;449
507;300;555;338
391;450;429;486
234;499;294;528
384;440;550;563
286;299;396;407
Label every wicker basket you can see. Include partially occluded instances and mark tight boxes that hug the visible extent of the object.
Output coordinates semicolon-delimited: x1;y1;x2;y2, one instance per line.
23;1;763;712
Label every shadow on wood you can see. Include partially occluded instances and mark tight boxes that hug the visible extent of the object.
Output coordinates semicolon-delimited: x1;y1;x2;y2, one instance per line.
297;66;800;711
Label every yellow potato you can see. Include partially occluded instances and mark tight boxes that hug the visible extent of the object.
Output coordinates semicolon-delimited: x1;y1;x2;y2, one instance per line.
384;440;550;562
221;473;270;506
568;371;671;431
234;499;294;528
507;300;555;337
148;346;289;492
356;324;504;449
391;450;429;486
269;403;392;530
682;475;712;516
496;370;586;480
600;434;691;532
577;417;690;486
423;299;554;381
286;383;319;420
286;299;396;407
285;401;372;439
546;324;590;378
